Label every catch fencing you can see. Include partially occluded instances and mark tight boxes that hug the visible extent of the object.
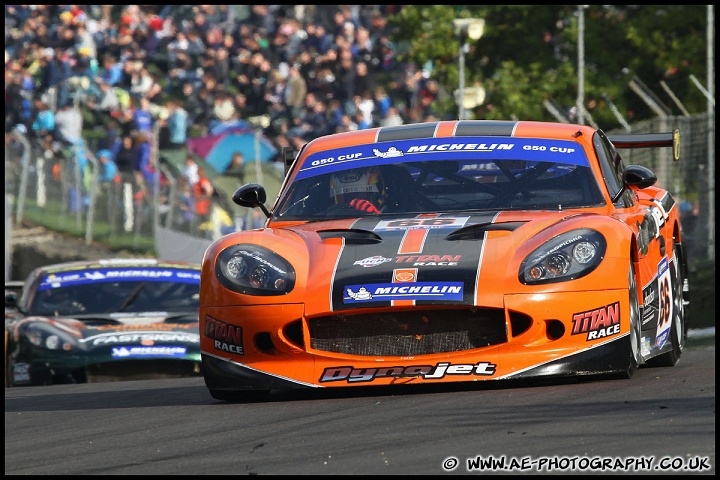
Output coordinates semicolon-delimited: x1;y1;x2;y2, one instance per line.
607;113;715;263
4;127;250;259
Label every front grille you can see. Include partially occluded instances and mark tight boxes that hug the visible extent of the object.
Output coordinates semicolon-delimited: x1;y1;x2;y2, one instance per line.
309;309;507;356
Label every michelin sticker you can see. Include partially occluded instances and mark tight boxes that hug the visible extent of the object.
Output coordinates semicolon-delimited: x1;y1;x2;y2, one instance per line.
295;137;589;181
344;282;464;303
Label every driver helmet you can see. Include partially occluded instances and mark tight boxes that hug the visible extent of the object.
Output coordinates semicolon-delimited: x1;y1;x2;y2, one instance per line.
330;167;384;205
36;287;75;314
40;287;70;303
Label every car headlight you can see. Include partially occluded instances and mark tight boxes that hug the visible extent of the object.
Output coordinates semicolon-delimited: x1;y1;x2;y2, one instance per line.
24;323;78;351
519;229;606;285
216;244;296;295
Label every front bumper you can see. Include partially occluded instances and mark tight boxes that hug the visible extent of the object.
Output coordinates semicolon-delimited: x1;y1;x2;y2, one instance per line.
200;289;633;389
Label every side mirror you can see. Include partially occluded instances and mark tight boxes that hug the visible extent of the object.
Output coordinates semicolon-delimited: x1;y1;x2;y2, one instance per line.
5;291;18;309
612;165;657;203
232;184;271;218
622;164;657;189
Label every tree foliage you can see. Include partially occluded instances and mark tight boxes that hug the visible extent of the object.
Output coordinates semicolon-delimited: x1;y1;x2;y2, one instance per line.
388;5;712;130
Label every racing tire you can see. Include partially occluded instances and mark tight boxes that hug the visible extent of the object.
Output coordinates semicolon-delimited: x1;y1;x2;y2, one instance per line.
623;260;643;379
209;388;271;403
646;243;687;367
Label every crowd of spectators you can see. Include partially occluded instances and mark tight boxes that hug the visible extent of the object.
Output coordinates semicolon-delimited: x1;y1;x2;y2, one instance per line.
5;5;444;146
5;5;444;233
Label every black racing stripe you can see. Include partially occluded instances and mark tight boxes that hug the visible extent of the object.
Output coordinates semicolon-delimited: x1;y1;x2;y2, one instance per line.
331;217;403;310
377;123;439;142
455;120;518;137
330;214;498;310
415;213;497;306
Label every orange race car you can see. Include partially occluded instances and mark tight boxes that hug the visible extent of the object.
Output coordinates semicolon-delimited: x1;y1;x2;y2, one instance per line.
199;120;689;401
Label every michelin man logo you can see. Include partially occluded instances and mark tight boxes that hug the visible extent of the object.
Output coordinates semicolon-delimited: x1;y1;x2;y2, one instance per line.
373;146;404;158
346;287;373;300
84;271;107;280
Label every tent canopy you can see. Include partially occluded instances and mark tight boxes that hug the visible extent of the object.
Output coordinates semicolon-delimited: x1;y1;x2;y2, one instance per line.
187;129;278;174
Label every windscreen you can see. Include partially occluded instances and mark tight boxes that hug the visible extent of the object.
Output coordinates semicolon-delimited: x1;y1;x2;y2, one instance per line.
27;267;201;316
273;136;605;221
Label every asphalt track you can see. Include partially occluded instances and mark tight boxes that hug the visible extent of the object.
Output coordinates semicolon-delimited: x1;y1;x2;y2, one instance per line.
5;344;715;475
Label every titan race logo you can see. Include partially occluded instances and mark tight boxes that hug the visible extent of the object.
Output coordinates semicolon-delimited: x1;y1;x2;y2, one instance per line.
319;362;497;383
204;315;244;354
571;301;620;340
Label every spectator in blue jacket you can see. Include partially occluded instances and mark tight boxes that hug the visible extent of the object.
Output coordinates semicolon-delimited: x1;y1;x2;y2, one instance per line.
164;99;188;149
95;54;124;88
132;97;154;135
31;98;55;139
135;131;151;172
135;131;158;189
97;149;119;183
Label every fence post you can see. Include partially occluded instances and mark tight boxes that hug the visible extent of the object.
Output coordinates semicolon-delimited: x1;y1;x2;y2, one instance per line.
72;143;84;230
13;127;31;225
5;194;13;282
85;150;99;245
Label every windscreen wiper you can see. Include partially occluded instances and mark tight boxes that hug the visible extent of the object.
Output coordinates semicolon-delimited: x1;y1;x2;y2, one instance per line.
112;282;146;312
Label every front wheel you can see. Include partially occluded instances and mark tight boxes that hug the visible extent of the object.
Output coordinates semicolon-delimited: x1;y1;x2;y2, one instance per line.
624;260;642;378
613;260;642;380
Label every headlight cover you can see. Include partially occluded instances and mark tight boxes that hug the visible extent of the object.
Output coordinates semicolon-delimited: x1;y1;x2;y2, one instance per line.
519;229;606;285
24;323;78;351
216;244;296;295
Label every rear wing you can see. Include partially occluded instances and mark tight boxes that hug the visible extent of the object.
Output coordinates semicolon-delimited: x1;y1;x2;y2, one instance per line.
608;128;680;161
